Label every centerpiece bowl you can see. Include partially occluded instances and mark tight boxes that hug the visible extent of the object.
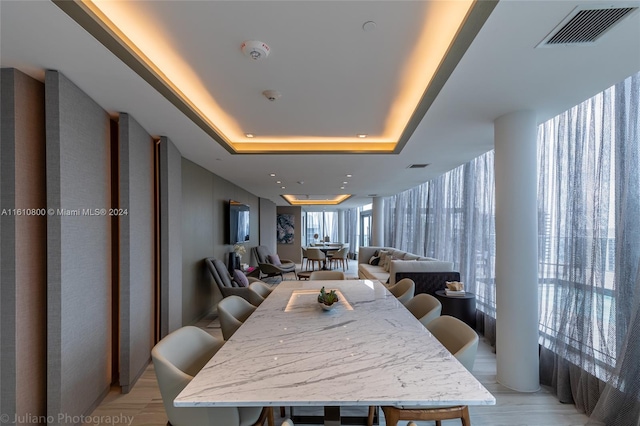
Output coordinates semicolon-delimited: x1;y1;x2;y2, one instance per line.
317;286;339;311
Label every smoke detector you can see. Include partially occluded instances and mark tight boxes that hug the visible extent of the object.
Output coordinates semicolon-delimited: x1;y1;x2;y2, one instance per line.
241;40;270;60
262;90;282;101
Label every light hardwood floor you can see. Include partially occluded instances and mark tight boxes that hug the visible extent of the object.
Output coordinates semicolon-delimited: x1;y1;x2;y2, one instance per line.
85;266;590;426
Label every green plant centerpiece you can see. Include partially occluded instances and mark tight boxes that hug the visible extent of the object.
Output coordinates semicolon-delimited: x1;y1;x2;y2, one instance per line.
317;286;339;310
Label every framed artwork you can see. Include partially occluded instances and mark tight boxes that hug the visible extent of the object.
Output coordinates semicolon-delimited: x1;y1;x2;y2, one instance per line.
277;214;295;244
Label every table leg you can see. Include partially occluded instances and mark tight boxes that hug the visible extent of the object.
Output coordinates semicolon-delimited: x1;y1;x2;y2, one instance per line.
324;406;341;426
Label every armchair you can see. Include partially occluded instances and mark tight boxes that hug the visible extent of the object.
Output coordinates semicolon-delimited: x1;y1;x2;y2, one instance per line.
251;246;297;280
205;257;265;303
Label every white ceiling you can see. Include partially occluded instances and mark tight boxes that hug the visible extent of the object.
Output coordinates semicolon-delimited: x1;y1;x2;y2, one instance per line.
2;0;639;208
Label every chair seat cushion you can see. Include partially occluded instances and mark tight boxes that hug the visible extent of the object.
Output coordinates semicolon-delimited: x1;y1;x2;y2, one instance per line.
232;269;249;287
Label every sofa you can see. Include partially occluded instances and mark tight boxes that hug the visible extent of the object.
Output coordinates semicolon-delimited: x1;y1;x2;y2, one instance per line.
358;246;460;295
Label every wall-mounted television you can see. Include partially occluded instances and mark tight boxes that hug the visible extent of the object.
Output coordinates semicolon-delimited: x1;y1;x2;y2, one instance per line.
228;200;250;244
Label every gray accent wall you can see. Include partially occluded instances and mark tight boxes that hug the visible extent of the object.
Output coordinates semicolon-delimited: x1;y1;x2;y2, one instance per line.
1;68;47;425
276;206;302;263
118;113;154;393
259;197;277;256
45;70;112;423
181;159;259;322
159;136;183;336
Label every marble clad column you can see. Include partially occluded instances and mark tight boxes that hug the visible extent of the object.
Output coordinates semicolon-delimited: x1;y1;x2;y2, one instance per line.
494;110;540;392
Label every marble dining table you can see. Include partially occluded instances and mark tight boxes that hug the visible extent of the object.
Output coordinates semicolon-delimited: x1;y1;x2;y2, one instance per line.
174;279;495;425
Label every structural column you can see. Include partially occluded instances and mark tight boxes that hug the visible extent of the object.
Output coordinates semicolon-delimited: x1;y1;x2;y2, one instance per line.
337;209;346;243
494;110;540;392
371;197;384;247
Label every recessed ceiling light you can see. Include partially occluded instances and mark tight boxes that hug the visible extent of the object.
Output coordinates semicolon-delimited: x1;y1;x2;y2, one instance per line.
357;134;367;138
343;181;348;184
340;186;345;189
281;186;286;189
362;21;377;32
245;133;255;138
262;90;282;101
346;174;352;178
276;181;281;184
270;173;276;177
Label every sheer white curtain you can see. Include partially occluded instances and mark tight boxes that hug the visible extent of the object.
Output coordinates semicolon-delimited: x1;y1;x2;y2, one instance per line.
324;211;339;242
383;151;497;339
305;211;338;244
306;211;322;245
380;72;639;423
538;71;640;424
345;208;359;257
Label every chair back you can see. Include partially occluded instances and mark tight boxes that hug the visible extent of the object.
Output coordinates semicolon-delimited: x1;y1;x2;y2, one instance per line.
205;257;238;288
389;278;415;304
151;326;224;426
301;246;308;258
309;270;345;280
426;315;479;372
332;246;348;259
253;245;271;264
307;247;326;260
218;295;257;340
405;293;442;327
248;282;272;306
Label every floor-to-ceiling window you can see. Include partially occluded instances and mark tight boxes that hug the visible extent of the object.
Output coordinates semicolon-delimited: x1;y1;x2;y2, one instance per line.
304;210;338;245
382;71;639;424
538;72;639;425
383;151;497;336
360;209;372;247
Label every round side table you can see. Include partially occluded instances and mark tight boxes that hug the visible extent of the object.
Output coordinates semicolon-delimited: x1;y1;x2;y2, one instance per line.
434;290;477;328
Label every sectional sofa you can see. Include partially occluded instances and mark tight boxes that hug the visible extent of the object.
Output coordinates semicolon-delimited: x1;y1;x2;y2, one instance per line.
358;246;460;295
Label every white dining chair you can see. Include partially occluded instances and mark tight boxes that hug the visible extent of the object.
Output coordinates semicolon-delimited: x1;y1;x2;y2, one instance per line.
218;295;257;340
248;281;273;306
152;326;273;426
370;315;479;426
387;278;415;305
306;247;326;271
328;246;349;271
404;293;442;327
309;270;345;280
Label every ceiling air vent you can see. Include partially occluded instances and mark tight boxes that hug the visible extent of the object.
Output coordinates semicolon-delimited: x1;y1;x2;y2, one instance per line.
538;5;637;46
408;164;430;169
